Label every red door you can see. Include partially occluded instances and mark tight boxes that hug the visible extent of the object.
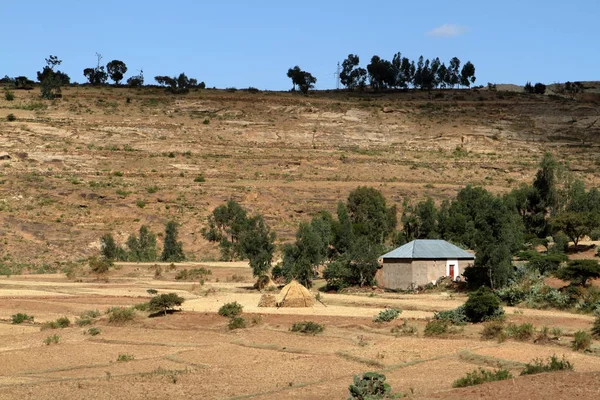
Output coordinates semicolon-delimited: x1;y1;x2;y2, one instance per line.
449;264;455;279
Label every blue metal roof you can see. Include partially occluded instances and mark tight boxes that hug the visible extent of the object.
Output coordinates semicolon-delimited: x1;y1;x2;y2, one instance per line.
380;240;474;259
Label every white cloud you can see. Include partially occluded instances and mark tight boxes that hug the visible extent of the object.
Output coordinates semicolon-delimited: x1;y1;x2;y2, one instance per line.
426;24;469;38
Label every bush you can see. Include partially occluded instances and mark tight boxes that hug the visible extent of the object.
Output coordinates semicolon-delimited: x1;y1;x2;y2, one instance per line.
43;335;60;345
4;89;15;101
42;316;71;330
228;316;246;330
505;323;535;341
424;319;449;336
592;316;600;338
148;293;184;315
572;330;592;351
464;287;504;323
194;174;206;183
434;305;468;325
80;309;101;319
348;372;393;400
391;320;418;337
6;113;16;122
11;313;34;324
452;368;512;388
495;285;528;306
175;267;211;281
481;320;506;341
373;308;402;323
520;355;573;375
87;327;101;336
290;321;324;335
75;318;92;327
107;307;135;324
117;353;135;362
218;302;243;318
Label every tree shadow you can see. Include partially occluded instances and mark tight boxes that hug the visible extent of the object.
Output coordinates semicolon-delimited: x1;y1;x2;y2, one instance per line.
148;309;182;318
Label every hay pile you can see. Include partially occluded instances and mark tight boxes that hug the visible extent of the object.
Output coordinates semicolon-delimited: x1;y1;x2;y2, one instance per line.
276;280;314;308
257;294;277;307
254;275;277;291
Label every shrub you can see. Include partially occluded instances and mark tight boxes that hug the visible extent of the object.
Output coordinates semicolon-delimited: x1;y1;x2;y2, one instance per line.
521;355;573;375
107;307;135;324
133;302;149;311
348;372;392;400
175;267;211;281
41;316;71;330
452;368;512;388
391;320;417;337
43;335;60;345
572;330;592;351
148;293;185;315
592;316;600;338
464;287;504;323
373;308;402;323
75;318;92;327
6;113;16;122
434;305;468;325
228;316;246;330
4;89;15;101
11;313;34;324
424;319;449;336
194;174;206;182
80;309;101;319
505;323;535;341
218;302;243;318
290;321;324;335
87;327;101;336
481;320;506;341
117;353;135;362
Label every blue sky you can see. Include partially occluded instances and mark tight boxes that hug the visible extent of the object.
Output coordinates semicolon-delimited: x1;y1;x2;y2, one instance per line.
2;0;598;90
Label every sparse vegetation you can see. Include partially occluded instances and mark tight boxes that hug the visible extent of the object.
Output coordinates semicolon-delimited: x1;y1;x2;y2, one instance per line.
107;307;135;324
43;335;60;345
520;355;573;375
41;317;71;330
373;308;402;323
218;302;243;318
11;313;34;324
228;316;246;330
117;353;135;362
290;321;324;335
571;330;592;351
452;368;512;388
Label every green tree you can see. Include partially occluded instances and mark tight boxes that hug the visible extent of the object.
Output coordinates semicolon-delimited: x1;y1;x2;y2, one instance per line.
83;53;108;85
463;287;503;323
340;54;367;90
126;225;157;261
202;200;249;260
286;66;317;94
106;60;128;85
551;212;598;246
100;233;118;260
148;293;184;316
347;186;397;245
460;61;476;87
281;221;328;287
554;259;600;286
126;69;144;87
367;55;397;90
332;202;353;256
238;215;275;277
448;57;461;88
161;221;185;262
155;73;197;94
38;55;66;99
401;198;438;240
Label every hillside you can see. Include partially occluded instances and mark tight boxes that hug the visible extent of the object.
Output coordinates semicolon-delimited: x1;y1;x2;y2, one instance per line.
0;86;599;264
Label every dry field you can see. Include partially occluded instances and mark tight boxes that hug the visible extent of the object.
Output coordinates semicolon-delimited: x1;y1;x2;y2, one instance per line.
1;86;600;398
0;263;599;399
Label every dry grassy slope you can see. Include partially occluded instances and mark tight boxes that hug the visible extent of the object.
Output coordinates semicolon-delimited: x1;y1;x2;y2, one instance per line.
0;86;599;264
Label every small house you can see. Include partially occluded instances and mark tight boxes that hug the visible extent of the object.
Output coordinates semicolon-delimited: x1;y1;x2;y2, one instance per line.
377;239;475;290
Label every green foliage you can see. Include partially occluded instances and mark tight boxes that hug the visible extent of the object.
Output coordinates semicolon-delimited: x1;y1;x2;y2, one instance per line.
572;330;592;351
11;313;34;324
117;353;135;362
238;215;276;278
218;302;243;318
126;225;158;262
100;233;119;260
4;88;14;101
452;368;512;388
155;73;198;94
525;252;567;275
289;321;325;335
434;305;468;325
521;355;573;375
554;260;600;286
87;327;101;336
202;200;249;261
175;267;211;281
107;307;135;324
228;316;246;330
39;55;66;99
42;316;71;330
463;287;504;323
424;319;449;336
43;335;60;345
286;66;317;94
347;186;397;245
551;212;599;246
390;320;418;337
127;69;144;87
161;221;185;262
348;372;393;400
194;174;206;182
401;197;438;241
89;256;113;275
148;293;185;315
373;308;402;323
340;54;367;90
505;323;534;341
106;60;128;85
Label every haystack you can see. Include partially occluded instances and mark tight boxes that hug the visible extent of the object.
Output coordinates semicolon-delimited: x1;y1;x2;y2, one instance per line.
276;280;314;308
254;275;277;291
257;294;277;307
